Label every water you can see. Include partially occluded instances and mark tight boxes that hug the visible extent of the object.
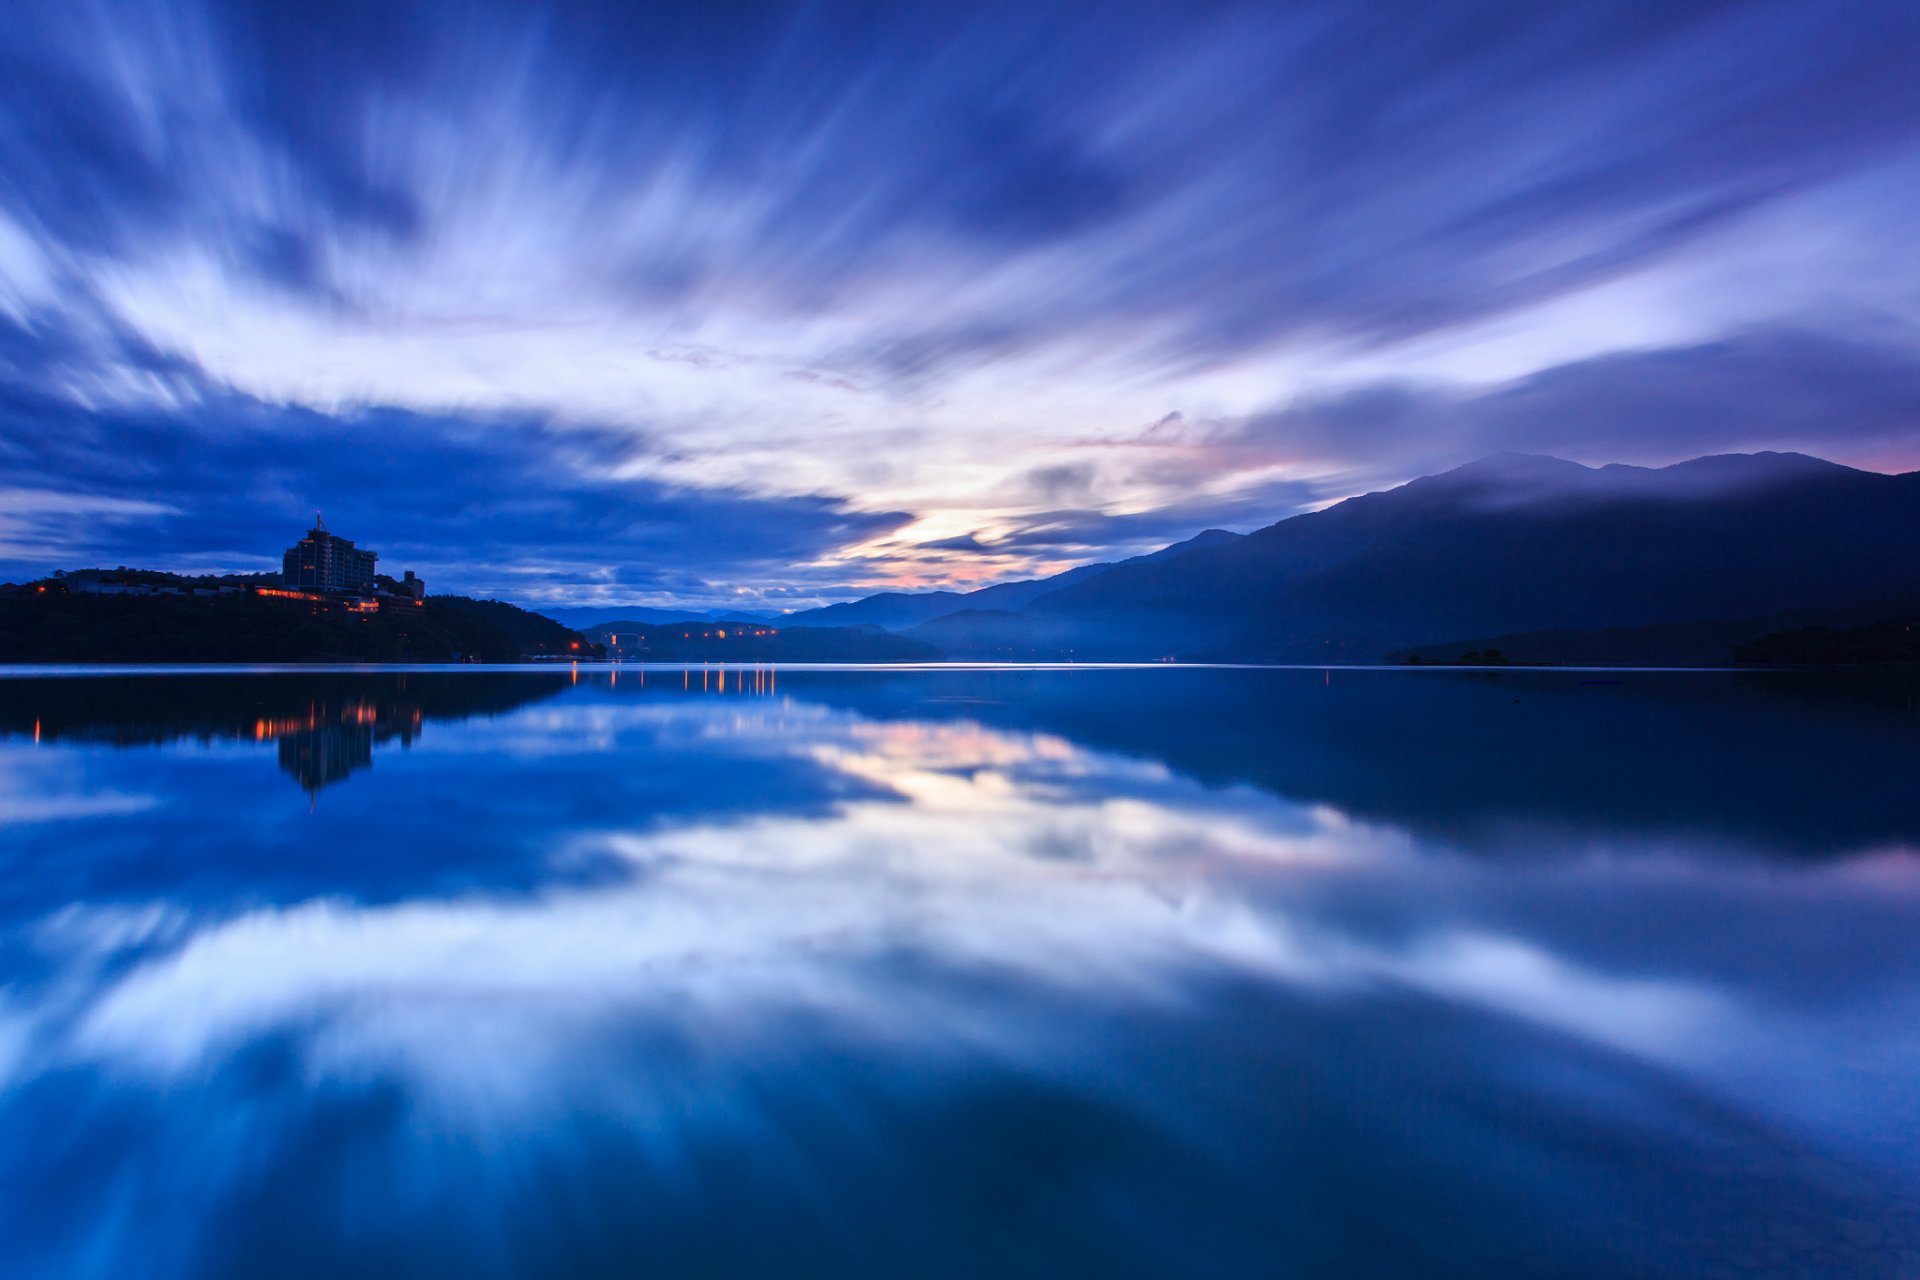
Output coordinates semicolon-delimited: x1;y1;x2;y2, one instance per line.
0;664;1915;1279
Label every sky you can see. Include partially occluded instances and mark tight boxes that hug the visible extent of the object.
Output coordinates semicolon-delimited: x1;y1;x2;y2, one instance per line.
2;1;1918;610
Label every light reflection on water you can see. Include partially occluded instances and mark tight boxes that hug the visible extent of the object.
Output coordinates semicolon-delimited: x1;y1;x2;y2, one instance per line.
0;666;1916;1278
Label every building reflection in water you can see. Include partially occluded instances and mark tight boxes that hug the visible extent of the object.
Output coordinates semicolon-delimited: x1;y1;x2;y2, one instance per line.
253;665;780;794
0;672;570;801
1;664;800;801
253;700;422;797
278;723;373;795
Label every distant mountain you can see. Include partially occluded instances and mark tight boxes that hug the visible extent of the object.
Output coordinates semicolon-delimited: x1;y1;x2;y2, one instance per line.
777;590;976;632
915;452;1920;663
538;605;779;629
581;621;937;663
777;527;1247;632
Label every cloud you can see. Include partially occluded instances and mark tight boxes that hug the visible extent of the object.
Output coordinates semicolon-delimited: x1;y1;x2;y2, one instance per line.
1019;463;1100;504
1229;326;1920;479
1;2;1918;597
989;476;1325;555
5;3;1918;366
0;334;914;602
915;534;990;554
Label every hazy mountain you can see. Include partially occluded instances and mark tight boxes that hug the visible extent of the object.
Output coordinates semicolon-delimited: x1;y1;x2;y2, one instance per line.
539;605;780;629
777;528;1247;632
776;590;976;632
1132;528;1245;558
918;452;1920;662
580;621;937;663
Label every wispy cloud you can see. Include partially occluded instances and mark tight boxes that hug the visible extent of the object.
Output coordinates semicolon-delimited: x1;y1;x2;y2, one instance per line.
1;1;1917;600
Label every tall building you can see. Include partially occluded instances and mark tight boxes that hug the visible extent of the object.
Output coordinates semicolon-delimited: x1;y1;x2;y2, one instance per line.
282;520;377;594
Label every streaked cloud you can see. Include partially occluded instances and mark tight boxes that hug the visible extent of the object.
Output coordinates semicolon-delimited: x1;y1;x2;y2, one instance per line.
1;1;1917;602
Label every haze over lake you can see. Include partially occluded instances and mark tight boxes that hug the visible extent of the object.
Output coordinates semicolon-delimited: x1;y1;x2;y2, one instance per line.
1;665;1915;1278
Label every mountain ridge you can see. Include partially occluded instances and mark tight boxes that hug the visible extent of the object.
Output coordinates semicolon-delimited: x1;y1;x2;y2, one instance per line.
923;451;1920;662
542;451;1918;666
765;526;1248;632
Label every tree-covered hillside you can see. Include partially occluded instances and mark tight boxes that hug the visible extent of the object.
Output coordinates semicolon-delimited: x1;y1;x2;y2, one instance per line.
0;582;602;663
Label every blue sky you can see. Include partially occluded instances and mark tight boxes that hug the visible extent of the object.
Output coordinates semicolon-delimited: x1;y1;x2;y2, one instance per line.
2;1;1918;608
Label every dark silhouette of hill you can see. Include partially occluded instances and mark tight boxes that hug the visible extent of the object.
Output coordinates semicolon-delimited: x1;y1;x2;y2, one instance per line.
427;595;599;658
1393;584;1920;668
1734;616;1920;666
0;583;602;663
917;452;1920;662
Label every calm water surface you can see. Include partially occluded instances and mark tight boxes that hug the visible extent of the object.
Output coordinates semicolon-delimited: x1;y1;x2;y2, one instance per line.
0;665;1916;1278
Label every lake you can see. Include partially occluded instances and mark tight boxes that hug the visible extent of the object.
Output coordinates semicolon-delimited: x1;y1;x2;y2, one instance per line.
0;664;1915;1278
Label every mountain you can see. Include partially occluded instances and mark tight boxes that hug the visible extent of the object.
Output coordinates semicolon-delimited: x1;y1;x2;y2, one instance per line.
776;528;1247;631
914;452;1920;663
538;605;779;629
777;590;976;632
427;596;602;659
581;621;937;663
1130;527;1245;560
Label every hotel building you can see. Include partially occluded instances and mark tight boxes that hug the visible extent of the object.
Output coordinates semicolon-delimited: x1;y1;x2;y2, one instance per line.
282;522;378;594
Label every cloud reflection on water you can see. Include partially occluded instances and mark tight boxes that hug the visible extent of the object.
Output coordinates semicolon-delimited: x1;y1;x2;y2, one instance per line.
0;669;1916;1277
